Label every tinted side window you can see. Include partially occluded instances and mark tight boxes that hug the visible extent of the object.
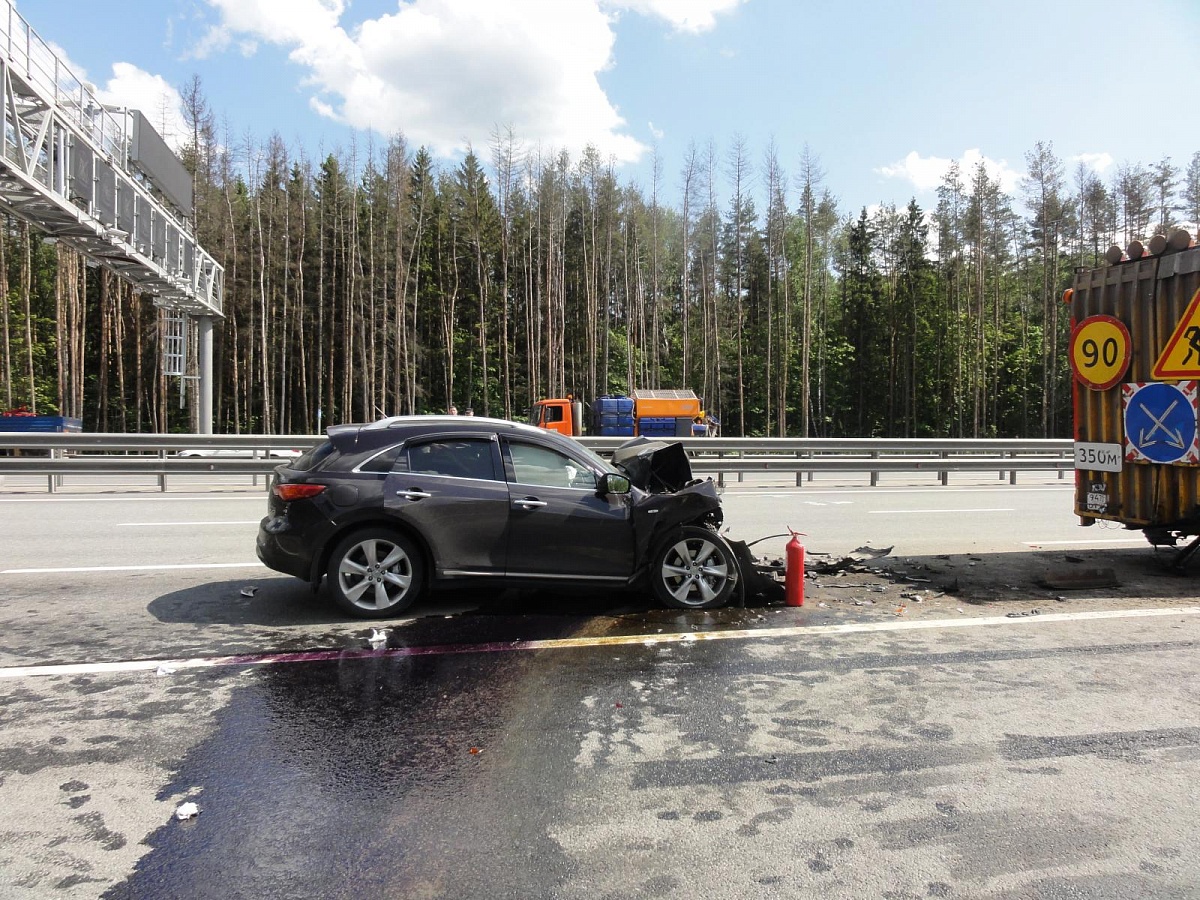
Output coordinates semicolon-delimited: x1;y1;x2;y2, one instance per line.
507;441;597;489
403;439;497;480
293;440;337;471
357;443;404;473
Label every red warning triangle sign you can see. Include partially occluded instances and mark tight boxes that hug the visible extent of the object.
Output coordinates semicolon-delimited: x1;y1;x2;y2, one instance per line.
1153;287;1200;379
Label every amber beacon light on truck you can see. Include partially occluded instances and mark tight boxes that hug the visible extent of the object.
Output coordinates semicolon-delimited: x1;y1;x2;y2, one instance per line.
1070;228;1200;564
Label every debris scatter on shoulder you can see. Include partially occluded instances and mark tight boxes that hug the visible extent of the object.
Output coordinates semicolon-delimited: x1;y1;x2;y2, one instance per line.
852;546;894;560
368;628;389;650
175;802;200;821
778;542;1178;616
808;545;894;575
239;586;258;597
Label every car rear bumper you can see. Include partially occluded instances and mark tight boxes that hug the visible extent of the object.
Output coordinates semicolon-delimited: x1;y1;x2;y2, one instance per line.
256;515;315;581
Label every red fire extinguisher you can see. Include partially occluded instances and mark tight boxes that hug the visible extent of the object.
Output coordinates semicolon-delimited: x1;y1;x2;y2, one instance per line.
786;529;806;607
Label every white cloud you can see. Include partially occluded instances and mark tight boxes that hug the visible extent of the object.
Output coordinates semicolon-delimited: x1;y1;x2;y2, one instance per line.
203;0;346;52
878;148;1023;196
649;121;664;140
189;23;231;59
199;0;709;164
1071;152;1114;174
877;151;948;192
603;0;745;33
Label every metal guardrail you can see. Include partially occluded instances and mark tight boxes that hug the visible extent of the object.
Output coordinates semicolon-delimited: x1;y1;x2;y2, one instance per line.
0;433;312;452
0;432;1074;494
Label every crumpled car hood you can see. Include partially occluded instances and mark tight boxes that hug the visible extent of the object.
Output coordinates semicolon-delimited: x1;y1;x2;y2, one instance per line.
611;438;694;492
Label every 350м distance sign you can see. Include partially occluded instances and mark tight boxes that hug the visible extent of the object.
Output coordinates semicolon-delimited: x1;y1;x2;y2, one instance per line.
1070;315;1131;391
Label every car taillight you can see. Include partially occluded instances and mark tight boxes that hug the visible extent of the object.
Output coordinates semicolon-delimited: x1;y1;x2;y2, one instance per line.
274;483;326;501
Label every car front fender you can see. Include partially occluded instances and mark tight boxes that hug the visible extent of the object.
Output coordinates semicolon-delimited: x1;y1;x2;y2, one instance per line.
629;479;724;573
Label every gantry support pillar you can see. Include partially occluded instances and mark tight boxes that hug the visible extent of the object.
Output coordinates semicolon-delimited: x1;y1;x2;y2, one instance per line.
197;315;214;434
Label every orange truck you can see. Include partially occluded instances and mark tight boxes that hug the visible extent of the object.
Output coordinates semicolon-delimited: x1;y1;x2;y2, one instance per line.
531;390;704;438
1069;230;1200;564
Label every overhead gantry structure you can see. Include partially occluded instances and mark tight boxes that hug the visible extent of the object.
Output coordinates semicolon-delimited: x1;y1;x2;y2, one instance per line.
0;0;224;431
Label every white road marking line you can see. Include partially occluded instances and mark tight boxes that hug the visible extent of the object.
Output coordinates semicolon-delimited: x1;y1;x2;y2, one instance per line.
1022;538;1147;546
116;521;259;527
2;606;1197;681
2;487;1071;502
868;508;1015;514
0;495;265;503
1;562;265;574
740;487;1072;497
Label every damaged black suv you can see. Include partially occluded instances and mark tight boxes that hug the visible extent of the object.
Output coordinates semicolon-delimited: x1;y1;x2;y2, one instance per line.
257;416;744;618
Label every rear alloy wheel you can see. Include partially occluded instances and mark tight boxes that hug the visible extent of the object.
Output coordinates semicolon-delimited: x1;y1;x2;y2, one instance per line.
650;525;738;610
327;529;424;618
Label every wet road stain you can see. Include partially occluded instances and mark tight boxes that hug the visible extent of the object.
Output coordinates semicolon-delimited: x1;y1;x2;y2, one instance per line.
73;603;1200;897
100;604;798;898
103;631;592;899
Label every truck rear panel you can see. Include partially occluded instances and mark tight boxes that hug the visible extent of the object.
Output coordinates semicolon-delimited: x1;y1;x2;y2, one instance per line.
1072;243;1200;532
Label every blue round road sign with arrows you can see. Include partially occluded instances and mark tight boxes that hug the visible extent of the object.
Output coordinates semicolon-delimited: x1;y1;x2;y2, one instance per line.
1122;381;1200;464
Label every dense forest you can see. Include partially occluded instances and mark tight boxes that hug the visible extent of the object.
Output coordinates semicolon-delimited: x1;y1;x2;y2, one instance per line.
1;83;1198;438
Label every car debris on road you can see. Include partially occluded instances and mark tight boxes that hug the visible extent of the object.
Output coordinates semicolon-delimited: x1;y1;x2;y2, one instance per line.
174;802;200;821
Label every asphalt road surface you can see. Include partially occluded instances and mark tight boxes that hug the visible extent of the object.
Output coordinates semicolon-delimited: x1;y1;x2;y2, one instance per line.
2;476;1199;898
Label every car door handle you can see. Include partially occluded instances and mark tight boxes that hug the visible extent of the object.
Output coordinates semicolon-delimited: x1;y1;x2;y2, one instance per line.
513;498;547;510
396;489;433;501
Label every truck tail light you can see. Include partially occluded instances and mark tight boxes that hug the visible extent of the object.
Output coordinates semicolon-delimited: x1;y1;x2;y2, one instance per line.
274;483;326;501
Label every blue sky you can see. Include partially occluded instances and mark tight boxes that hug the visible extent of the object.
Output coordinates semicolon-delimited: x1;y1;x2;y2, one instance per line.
18;0;1200;219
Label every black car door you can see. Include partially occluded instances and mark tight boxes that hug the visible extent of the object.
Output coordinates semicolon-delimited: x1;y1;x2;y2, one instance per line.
501;437;635;582
382;434;509;577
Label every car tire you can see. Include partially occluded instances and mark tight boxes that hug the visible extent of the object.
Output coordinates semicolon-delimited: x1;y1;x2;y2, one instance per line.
650;525;738;610
327;528;424;618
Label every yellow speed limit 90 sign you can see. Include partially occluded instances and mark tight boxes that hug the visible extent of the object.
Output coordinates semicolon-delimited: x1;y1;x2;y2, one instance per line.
1070;315;1131;391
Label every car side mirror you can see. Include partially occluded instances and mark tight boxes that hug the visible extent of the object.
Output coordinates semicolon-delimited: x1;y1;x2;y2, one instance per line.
598;473;631;495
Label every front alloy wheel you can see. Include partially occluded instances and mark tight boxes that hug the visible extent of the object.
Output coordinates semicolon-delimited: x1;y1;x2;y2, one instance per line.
327;529;424;618
651;525;738;610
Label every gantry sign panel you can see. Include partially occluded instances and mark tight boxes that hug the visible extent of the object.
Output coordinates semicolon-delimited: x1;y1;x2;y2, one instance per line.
0;0;223;316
